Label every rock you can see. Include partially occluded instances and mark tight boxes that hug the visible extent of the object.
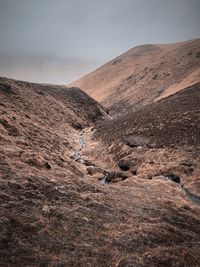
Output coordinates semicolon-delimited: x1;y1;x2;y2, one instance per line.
152;74;158;80
125;136;148;148
103;169;110;176
105;171;129;183
130;166;137;175
45;162;52;169
105;172;116;182
148;160;155;164
87;166;95;175
116;171;129;181
99;177;107;184
118;160;130;171
78;158;85;164
87;166;103;176
165;173;180;183
126;139;140;148
84;160;96;167
71;122;83;130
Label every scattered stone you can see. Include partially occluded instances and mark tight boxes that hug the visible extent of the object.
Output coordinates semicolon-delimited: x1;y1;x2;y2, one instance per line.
104;171;129;183
130;166;137;175
45;162;52;169
148;160;155;164
105;172;116;182
118;160;130;171
152;74;158;80
79;158;85;164
87;166;95;175
71;122;83;130
125;136;148;148
74;150;81;161
127;75;133;81
165;173;180;183
99;177;107;184
116;171;129;181
84;160;96;166
87;166;103;176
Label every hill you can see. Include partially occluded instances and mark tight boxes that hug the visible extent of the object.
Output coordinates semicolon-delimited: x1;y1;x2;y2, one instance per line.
1;47;200;266
72;39;200;115
0;77;109;266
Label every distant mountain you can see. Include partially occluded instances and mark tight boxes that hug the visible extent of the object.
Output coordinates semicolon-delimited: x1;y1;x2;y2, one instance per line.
72;39;200;115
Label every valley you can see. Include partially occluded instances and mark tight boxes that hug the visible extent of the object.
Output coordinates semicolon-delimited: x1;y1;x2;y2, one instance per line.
1;39;200;267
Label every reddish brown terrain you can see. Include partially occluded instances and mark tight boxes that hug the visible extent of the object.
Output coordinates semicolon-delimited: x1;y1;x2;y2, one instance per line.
1;40;200;267
72;39;200;115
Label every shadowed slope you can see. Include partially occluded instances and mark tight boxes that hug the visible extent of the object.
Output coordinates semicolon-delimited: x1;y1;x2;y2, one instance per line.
95;82;200;149
94;82;200;198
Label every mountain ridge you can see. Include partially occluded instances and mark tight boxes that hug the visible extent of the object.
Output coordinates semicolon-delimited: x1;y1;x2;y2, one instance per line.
71;38;200;116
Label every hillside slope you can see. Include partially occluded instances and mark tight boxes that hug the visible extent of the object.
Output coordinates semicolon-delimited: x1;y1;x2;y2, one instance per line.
72;39;200;115
1;78;200;267
94;82;200;195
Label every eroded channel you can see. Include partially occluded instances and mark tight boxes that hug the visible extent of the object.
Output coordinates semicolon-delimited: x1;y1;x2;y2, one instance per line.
73;131;200;207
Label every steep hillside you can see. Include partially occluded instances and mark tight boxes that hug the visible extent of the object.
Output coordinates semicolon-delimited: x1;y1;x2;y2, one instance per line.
72;39;200;115
0;77;108;266
95;82;200;149
0;77;106;181
94;82;200;195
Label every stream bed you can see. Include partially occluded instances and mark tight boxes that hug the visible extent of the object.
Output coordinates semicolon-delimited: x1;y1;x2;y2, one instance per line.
73;130;86;164
73;131;200;207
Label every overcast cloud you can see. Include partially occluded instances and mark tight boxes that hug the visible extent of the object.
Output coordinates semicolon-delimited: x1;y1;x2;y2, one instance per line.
0;0;199;83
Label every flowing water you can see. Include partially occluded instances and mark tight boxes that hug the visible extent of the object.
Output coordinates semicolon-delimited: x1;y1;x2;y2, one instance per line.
73;130;85;164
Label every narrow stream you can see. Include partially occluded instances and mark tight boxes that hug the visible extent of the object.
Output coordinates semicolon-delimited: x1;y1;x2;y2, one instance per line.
165;177;200;207
73;131;200;207
181;186;200;206
73;130;85;164
100;176;107;184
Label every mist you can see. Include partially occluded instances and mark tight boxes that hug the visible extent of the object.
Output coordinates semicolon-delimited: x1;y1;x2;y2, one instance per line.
0;0;199;83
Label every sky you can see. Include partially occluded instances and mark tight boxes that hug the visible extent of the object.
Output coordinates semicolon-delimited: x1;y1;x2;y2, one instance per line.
0;0;199;84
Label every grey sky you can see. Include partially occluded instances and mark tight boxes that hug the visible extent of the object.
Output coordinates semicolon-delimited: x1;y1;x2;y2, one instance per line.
0;0;199;83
